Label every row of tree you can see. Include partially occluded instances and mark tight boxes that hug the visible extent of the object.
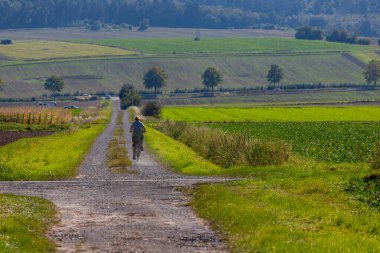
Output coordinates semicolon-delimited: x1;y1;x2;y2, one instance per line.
0;0;378;33
1;61;379;98
296;27;371;45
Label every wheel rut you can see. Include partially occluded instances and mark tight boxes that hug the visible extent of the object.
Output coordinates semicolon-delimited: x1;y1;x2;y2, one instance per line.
0;101;228;253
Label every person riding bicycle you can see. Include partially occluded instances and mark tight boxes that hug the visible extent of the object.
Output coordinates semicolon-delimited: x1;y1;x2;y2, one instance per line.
130;116;147;159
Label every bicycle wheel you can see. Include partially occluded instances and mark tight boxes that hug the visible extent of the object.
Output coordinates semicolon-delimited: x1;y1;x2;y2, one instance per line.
135;142;141;162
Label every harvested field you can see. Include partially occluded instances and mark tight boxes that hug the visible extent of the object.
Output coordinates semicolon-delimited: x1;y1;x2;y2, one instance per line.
0;131;54;146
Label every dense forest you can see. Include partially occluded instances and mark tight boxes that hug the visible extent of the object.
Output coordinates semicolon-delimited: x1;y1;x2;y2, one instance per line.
0;0;379;35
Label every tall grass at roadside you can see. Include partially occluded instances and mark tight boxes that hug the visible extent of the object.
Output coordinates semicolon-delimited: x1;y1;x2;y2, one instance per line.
106;111;132;173
145;127;223;175
0;194;57;252
157;121;290;168
0;101;112;181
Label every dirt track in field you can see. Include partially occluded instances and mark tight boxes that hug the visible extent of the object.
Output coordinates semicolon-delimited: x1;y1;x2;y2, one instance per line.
0;100;229;253
0;131;54;146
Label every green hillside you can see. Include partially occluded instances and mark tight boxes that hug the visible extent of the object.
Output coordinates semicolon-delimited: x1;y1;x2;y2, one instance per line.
0;37;377;99
0;53;365;99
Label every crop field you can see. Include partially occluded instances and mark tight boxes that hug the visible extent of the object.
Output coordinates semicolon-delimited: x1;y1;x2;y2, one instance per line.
0;107;72;124
210;122;380;163
162;106;380;122
0;40;137;60
74;37;377;58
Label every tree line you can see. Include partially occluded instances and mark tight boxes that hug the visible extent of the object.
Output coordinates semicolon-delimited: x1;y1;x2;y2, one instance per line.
0;0;379;34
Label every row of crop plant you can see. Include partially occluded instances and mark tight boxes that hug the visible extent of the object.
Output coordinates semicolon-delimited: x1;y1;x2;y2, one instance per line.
0;107;72;125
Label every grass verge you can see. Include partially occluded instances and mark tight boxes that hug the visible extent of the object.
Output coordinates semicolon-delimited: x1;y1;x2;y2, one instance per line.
106;111;132;173
145;127;225;175
0;194;58;253
190;160;380;252
0;102;112;181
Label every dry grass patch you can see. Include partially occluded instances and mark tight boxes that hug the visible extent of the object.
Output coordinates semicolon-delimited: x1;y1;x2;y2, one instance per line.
0;40;137;60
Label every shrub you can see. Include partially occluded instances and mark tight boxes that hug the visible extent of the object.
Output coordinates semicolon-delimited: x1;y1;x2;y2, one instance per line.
371;142;380;170
142;102;162;118
158;121;290;168
119;84;141;110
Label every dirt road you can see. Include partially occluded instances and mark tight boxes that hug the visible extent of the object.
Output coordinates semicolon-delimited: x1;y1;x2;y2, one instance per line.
0;102;228;253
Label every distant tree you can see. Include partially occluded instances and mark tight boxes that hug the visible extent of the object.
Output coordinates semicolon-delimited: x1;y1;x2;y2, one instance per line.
44;75;65;98
138;18;150;31
295;27;323;40
202;67;223;94
363;60;380;86
90;20;103;31
266;64;284;88
378;39;380;46
326;29;356;44
143;66;168;94
119;84;141;109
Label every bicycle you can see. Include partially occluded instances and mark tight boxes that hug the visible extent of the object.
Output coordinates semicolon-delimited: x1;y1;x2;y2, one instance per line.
132;136;142;162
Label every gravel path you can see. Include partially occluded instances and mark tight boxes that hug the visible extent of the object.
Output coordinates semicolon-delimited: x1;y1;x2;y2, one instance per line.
0;101;228;253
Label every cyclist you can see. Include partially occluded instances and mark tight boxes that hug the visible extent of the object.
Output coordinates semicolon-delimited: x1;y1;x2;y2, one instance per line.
130;116;147;160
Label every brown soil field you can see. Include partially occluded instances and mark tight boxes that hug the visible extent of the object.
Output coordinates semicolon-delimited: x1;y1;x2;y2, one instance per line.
0;131;55;146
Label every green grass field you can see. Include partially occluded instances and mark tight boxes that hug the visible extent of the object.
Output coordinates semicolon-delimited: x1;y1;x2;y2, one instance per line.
162;106;380;122
192;162;380;252
74;38;378;60
0;194;57;253
0;40;137;60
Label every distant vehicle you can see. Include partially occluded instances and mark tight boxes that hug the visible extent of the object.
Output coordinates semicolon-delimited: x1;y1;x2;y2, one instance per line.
38;101;57;107
64;105;80;109
105;95;112;100
1;39;12;45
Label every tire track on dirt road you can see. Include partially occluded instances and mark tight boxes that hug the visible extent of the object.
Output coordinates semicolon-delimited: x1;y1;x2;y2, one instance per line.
0;100;229;253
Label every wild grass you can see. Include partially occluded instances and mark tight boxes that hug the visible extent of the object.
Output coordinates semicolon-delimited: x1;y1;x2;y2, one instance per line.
211;122;380;163
157;121;290;168
0;194;57;252
0;107;72;125
106;111;132;173
0;101;112;181
0;40;137;60
145;127;224;175
162;106;380;122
